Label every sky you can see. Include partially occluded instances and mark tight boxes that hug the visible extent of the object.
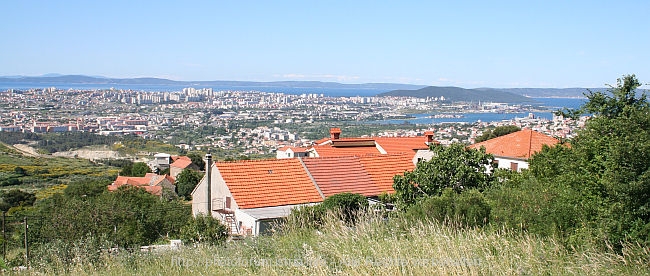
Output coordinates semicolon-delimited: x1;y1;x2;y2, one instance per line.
1;1;649;88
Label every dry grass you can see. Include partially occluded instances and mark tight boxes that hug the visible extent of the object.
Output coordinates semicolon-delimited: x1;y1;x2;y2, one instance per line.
21;212;649;275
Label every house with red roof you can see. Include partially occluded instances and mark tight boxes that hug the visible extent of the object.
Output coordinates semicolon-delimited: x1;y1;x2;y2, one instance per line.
468;129;561;171
108;173;176;197
191;153;415;236
305;128;437;164
169;156;200;178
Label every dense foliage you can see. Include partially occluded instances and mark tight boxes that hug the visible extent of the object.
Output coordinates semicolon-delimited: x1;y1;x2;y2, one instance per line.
474;125;521;143
179;214;228;246
286;193;368;229
393;143;494;206
0;189;36;212
119;162;151;177
175;169;204;200
391;74;650;250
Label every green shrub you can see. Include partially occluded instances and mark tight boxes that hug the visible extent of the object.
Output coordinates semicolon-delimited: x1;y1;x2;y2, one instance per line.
180;214;228;246
285;193;369;230
404;188;490;227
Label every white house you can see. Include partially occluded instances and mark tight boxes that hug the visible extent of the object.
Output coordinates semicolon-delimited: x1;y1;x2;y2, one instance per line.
468;129;562;171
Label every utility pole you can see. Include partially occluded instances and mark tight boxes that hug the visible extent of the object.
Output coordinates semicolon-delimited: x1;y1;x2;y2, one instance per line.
23;217;28;265
2;212;5;260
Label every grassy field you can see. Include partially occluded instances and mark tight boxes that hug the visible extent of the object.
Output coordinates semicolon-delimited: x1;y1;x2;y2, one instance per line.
26;214;649;275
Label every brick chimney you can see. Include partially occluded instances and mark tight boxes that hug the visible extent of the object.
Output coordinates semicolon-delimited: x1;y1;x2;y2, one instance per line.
330;128;341;140
424;130;435;144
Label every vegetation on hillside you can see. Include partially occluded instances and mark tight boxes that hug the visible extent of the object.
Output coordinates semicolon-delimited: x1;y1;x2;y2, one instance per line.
0;74;648;273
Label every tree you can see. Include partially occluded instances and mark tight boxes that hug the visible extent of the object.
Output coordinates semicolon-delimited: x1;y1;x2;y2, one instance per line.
0;189;36;211
531;74;650;247
64;179;110;198
393;143;494;206
121;162;151;177
176;169;204;200
187;152;206;170
475;125;521;143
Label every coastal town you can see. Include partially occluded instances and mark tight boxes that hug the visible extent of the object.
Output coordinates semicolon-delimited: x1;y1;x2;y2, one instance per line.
0;86;586;157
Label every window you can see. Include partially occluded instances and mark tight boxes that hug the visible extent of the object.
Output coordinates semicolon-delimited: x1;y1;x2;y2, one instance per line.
225;196;231;209
510;162;518;171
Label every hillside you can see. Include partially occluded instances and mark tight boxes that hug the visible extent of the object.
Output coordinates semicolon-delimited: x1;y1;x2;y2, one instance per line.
378;86;537;103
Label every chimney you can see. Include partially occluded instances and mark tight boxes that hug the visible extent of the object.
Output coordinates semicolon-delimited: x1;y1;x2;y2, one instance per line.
424;131;435;144
330;128;341;140
205;153;212;214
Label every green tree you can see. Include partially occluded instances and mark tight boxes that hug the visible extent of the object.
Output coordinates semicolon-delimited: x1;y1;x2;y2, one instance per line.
121;162;151;177
176;169;204;200
393;143;494;206
475;125;521;143
531;74;650;247
187;152;206;170
0;189;36;212
64;179;110;198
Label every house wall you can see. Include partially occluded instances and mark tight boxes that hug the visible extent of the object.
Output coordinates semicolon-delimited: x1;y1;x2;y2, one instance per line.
234;209;258;236
170;166;183;178
495;157;529;172
191;165;238;217
413;149;434;165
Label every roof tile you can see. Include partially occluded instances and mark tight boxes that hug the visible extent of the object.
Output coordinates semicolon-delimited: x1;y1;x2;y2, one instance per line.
468;129;560;159
215;159;323;209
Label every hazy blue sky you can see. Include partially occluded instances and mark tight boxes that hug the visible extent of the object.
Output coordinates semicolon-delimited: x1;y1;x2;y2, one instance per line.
2;1;648;88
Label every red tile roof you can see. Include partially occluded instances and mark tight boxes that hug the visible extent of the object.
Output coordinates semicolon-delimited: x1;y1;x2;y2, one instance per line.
358;154;415;194
468;129;560;159
309;143;382;157
310;129;436;158
170;156;193;169
302;156;380;197
108;173;172;196
374;137;431;154
215;159;324;209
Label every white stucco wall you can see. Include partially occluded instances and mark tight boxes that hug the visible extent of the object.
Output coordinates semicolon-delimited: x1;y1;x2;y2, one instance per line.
494;156;529;172
191;165;237;217
413;149;435;165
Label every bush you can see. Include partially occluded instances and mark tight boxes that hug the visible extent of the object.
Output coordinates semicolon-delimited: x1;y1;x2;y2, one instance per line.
285;193;369;230
404;189;490;227
180;214;228;246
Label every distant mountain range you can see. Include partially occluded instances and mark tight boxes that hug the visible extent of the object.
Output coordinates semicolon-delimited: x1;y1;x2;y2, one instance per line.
380;86;541;103
0;75;425;91
0;74;599;99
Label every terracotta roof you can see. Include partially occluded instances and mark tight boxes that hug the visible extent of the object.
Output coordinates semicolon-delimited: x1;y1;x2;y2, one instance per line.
468;129;560;159
374;137;431;154
108;173;168;196
358;154;415;194
170;156;193;169
309;143;382;157
215;159;323;209
302;156;381;197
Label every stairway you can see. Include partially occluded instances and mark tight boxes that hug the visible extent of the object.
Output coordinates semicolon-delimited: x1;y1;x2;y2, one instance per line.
223;213;239;235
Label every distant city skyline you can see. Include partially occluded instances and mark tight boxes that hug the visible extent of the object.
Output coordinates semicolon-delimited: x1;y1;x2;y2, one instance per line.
2;1;649;88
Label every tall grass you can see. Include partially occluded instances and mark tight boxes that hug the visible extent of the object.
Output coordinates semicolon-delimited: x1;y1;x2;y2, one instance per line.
20;211;649;275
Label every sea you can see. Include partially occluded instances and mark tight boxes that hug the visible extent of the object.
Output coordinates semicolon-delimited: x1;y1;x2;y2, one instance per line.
0;82;587;124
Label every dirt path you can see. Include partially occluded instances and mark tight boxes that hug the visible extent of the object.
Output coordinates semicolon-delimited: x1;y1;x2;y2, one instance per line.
12;144;45;158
